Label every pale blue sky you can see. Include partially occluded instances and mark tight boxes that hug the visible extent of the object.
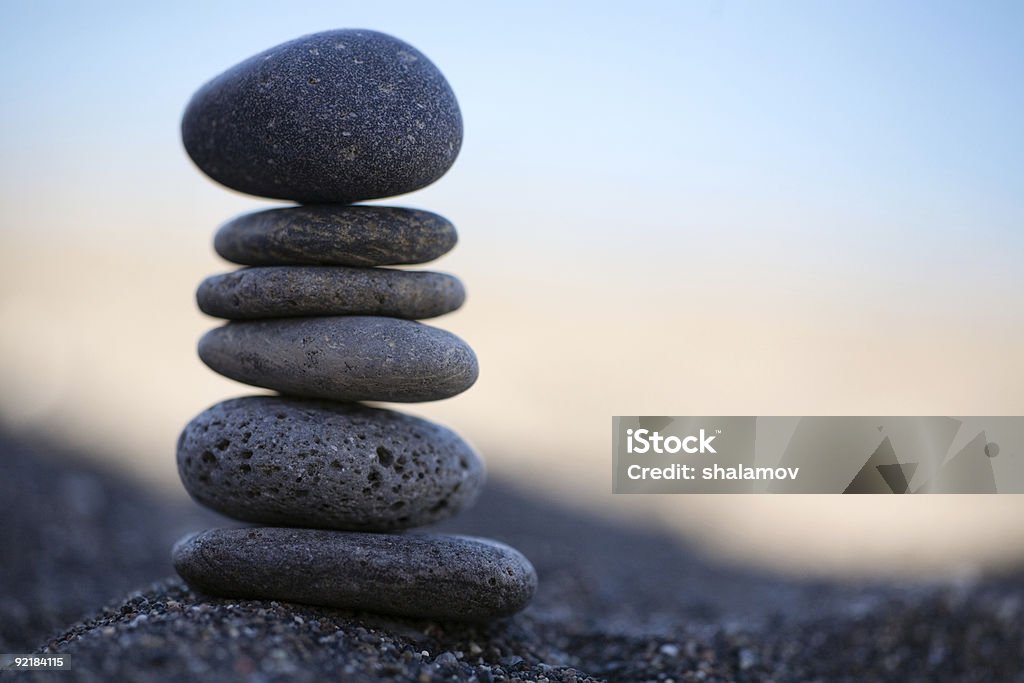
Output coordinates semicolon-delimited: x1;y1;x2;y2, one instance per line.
3;3;1024;582
1;1;1021;289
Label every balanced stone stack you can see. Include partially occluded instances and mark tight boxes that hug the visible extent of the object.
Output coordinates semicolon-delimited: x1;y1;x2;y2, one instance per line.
172;29;536;621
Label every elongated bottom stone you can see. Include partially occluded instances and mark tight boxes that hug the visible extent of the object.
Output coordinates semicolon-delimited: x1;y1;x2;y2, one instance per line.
172;527;537;621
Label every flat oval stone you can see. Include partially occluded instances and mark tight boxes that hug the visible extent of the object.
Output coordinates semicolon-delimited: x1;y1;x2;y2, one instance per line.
182;29;462;203
198;317;478;402
214;205;457;267
177;396;484;530
197;267;465;320
173;528;537;620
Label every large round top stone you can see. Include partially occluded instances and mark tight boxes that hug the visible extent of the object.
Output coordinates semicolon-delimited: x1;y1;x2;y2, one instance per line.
182;29;462;203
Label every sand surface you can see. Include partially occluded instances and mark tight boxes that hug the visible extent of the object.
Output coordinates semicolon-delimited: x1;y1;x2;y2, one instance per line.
4;432;1024;681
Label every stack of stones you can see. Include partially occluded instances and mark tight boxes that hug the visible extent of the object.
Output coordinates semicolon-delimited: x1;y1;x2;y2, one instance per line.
171;29;536;621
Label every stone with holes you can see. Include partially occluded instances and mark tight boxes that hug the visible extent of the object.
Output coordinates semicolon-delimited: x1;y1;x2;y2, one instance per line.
173;527;537;620
176;396;484;531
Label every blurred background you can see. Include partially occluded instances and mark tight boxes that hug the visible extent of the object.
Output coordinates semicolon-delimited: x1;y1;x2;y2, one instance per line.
1;0;1022;579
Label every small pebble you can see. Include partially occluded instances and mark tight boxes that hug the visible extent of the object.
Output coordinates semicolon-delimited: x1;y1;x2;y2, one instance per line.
434;652;459;667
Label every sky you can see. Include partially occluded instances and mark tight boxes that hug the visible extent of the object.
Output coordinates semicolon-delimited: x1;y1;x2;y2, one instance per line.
1;1;1021;259
1;2;1023;576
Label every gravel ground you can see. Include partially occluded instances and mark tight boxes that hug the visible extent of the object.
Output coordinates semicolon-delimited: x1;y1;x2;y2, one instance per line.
3;430;1024;682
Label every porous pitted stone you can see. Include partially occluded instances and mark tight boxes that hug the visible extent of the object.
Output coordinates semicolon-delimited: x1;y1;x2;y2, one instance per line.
177;396;484;530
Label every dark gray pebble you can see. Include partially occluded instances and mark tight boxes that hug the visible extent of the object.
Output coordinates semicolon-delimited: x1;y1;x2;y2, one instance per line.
197;266;465;320
182;29;462;203
172;527;537;620
177;396;484;530
198;316;478;402
214;205;457;267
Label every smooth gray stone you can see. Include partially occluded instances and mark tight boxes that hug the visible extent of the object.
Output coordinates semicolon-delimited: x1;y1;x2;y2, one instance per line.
198;317;478;402
197;267;465;320
214;205;457;267
173;528;537;621
181;29;462;203
177;396;484;531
